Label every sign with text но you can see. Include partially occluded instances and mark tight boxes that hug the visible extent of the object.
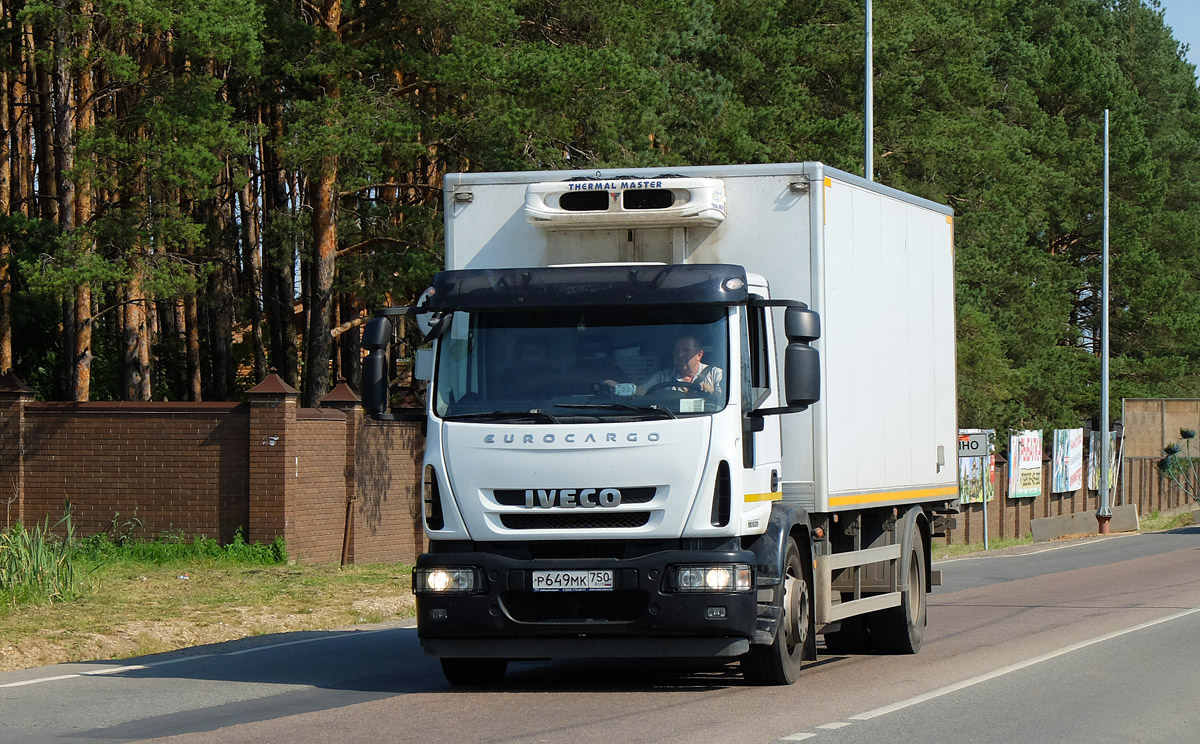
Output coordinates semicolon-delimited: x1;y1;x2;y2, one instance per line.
958;433;990;458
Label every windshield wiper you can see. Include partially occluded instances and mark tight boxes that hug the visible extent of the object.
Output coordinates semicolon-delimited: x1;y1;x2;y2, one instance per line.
445;409;562;424
555;403;678;419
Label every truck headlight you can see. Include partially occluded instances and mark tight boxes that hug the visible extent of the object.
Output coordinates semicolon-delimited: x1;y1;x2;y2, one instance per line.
413;567;483;594
669;564;753;593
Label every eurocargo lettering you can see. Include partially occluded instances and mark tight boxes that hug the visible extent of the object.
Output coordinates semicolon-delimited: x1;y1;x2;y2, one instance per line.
361;163;959;685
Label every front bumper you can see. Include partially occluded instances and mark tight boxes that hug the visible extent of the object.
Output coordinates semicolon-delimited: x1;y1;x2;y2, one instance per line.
414;548;759;659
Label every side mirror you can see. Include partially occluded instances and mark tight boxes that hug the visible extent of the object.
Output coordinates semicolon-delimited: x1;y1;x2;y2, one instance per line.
784;305;820;342
784;342;820;408
361;317;393;418
784;305;820;409
747;303;821;419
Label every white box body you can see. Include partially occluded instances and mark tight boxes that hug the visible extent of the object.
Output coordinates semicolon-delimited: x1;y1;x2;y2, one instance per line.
442;162;957;513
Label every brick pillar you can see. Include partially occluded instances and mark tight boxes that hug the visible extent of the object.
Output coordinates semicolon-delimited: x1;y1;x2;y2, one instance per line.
0;373;34;528
319;382;361;564
248;374;299;547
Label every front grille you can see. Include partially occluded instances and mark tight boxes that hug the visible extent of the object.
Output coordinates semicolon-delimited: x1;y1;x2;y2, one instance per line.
528;541;627;560
500;512;651;530
502;590;647;622
492;487;656;506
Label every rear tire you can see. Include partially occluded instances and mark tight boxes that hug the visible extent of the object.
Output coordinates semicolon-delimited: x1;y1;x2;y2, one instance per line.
440;658;508;686
822;610;871;655
865;526;927;654
742;537;812;685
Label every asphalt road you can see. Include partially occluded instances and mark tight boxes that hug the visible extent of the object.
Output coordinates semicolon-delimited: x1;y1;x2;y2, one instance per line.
2;527;1198;744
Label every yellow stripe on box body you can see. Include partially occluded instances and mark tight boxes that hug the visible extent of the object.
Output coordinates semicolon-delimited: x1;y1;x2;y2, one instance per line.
744;492;783;503
828;485;958;508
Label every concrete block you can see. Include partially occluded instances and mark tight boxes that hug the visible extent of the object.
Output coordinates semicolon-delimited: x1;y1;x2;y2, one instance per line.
1030;504;1139;542
1109;504;1140;533
1030;513;1075;543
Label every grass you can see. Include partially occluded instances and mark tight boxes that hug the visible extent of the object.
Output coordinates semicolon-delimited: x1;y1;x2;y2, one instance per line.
72;528;287;566
1138;508;1195;532
0;526;413;672
933;534;1033;560
0;515;77;607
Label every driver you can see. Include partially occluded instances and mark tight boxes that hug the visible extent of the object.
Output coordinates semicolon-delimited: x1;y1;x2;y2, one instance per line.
638;335;723;397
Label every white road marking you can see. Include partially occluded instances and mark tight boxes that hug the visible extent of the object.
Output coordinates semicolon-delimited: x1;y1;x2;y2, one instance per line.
225;631;365;656
779;734;817;741
0;674;80;688
0;629;389;688
816;722;851;729
849;606;1200;721
934;535;1127;565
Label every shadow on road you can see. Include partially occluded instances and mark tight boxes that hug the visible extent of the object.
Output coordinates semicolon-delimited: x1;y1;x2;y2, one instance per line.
60;623;791;695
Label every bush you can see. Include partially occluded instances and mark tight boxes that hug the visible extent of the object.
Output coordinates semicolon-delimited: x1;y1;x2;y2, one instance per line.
1156;429;1200;506
72;528;286;566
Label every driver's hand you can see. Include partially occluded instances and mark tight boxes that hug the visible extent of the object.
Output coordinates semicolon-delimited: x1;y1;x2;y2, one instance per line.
700;380;714;393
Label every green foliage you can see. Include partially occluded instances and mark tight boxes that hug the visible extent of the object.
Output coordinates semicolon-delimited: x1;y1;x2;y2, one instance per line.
72;528;287;566
5;0;1200;427
0;514;78;608
1156;428;1200;506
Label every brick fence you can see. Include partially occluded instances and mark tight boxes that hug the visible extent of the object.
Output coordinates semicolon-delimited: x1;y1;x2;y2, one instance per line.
4;369;1194;559
0;373;425;565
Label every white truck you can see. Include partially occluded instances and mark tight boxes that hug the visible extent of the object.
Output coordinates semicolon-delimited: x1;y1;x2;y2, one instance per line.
361;162;958;686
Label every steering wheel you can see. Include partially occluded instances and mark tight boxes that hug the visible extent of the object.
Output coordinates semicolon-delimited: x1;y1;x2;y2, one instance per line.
644;380;706;395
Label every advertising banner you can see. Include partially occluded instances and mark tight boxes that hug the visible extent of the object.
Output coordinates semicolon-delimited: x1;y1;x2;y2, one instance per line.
958;429;996;504
1051;428;1084;493
1088;431;1120;491
1008;430;1043;499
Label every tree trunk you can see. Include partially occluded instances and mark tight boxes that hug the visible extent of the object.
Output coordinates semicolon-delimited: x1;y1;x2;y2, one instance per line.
13;16;33;216
68;2;95;400
31;20;55;223
304;155;337;406
262;101;299;385
0;0;11;374
301;0;343;407
339;294;361;390
239;156;267;382
53;0;74;234
184;293;201;400
122;271;152;401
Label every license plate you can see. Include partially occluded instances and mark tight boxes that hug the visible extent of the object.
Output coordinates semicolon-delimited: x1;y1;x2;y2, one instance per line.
531;570;614;592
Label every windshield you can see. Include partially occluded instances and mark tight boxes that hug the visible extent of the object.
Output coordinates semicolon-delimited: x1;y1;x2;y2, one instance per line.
434;306;729;422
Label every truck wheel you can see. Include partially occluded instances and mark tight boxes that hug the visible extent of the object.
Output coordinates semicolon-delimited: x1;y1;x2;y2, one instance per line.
440;658;508;686
866;528;926;654
742;537;811;685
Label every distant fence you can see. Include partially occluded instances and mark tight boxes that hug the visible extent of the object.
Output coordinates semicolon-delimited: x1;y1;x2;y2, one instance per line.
951;451;1193;546
1;373;425;565
4;370;1196;558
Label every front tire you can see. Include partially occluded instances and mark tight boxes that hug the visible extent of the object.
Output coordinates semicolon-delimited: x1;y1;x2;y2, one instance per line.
742;537;812;685
440;658;508;686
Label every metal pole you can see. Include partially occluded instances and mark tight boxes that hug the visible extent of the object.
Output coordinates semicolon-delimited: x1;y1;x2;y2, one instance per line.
865;0;874;181
982;494;989;550
1098;109;1112;533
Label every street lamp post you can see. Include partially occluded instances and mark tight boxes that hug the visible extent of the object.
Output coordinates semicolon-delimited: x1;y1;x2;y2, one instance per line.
865;0;874;181
1098;109;1113;534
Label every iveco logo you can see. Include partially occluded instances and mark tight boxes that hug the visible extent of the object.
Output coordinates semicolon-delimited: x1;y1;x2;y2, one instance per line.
484;432;661;444
524;489;622;508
